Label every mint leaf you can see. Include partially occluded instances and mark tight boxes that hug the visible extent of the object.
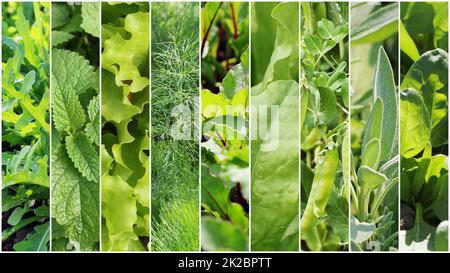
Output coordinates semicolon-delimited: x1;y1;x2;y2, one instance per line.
52;49;97;95
65;133;99;183
81;2;99;37
52;31;74;46
52;147;99;251
52;76;86;133
85;96;100;145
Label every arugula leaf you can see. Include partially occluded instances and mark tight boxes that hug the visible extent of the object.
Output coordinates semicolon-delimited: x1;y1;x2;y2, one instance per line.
13;222;50;251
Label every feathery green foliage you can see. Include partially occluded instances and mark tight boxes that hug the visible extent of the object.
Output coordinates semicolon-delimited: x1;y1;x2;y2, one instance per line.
151;2;199;251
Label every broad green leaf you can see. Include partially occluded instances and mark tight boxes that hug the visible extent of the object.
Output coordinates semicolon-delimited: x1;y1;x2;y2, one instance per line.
202;218;248;251
52;31;74;47
361;138;381;170
52;3;70;28
400;203;436;251
81;2;100;37
400;21;420;61
317;86;337;126
435;221;448;251
52;49;97;95
351;217;375;244
373;47;398;162
358;166;387;190
401;49;448;147
52;147;99;251
261;2;299;84
101;175;145;251
101;71;140;123
221;64;245;99
400;88;431;158
361;98;383;150
102;11;149;94
317;19;335;40
351;3;398;45
304;32;322;55
432;3;448;51
251;80;299;251
65;133;99;183
52;77;86;133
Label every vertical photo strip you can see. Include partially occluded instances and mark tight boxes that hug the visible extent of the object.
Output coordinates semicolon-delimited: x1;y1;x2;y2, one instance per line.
200;2;250;251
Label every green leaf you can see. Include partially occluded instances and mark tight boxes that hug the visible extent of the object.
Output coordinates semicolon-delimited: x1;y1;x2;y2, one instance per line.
52;49;97;95
13;222;50;251
52;31;74;47
65;133;99;183
317;19;335;40
400;21;420;61
52;147;99;251
260;2;299;84
400;203;437;251
373;47;398;162
435;221;448;251
202;218;248;251
85;96;100;145
317;86;337;126
52;3;70;29
7;207;27;226
351;3;398;45
358;166;387;190
101;175;145;251
401;49;448;147
351;217;375;244
81;2;100;37
361;98;383;150
251;80;299;251
221;64;245;99
400;88;431;158
432;3;448;51
361;138;381;170
52;76;86;133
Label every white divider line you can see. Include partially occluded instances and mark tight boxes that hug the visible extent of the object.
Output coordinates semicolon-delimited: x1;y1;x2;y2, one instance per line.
348;0;352;253
49;1;53;252
148;0;152;252
99;0;102;253
298;0;302;253
248;0;252;252
198;0;202;252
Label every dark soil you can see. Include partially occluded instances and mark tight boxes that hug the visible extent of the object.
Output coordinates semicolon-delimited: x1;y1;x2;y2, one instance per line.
400;202;416;230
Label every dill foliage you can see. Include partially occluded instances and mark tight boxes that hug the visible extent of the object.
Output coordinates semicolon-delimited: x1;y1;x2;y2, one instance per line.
151;2;199;251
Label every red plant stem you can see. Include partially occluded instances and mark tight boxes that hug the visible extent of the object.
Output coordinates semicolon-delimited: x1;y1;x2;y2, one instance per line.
230;3;238;39
201;2;224;57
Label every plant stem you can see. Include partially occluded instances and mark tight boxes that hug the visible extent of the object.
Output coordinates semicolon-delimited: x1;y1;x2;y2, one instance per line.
201;2;224;57
301;2;314;33
229;3;238;40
